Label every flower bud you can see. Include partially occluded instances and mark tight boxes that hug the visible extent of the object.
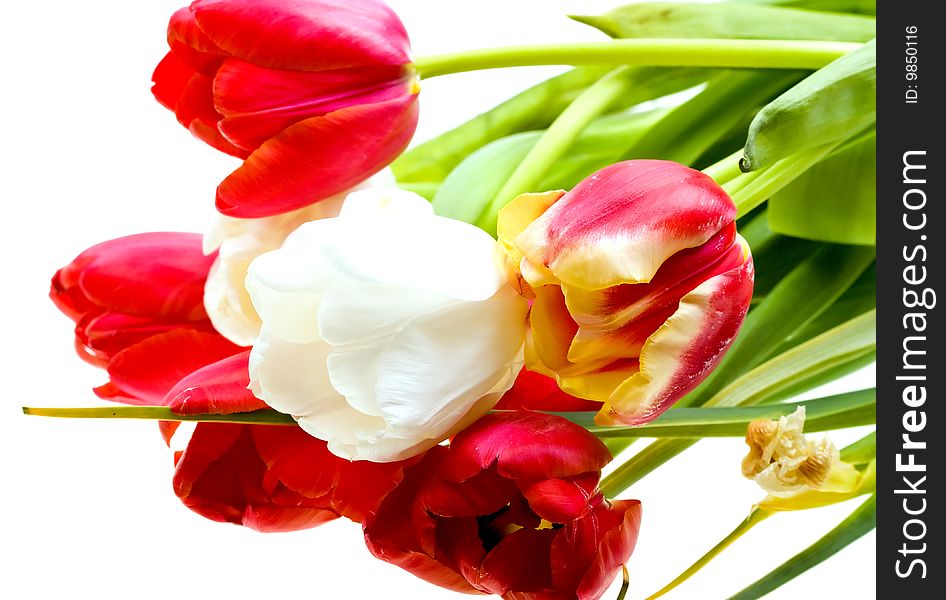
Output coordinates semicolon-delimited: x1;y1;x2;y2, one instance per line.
499;160;754;426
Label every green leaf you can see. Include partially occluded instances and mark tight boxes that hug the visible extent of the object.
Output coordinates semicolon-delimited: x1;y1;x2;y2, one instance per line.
394;66;706;190
392;67;611;185
622;70;802;166
768;130;876;244
728;495;876;600
572;388;874;438
432;109;664;223
840;431;876;465
572;3;874;42
741;39;875;171
704;310;875;408
735;0;875;15
738;209;821;304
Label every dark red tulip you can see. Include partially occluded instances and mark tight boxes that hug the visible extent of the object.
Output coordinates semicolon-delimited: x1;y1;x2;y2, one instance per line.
152;0;419;218
363;411;643;599
50;232;244;404
167;353;416;531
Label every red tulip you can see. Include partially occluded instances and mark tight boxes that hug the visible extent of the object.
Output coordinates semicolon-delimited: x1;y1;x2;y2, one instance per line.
363;411;642;599
152;0;419;218
50;232;243;404
166;353;416;531
499;160;754;426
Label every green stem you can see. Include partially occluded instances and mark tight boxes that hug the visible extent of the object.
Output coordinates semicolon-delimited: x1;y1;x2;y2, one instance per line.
730;144;836;216
475;67;635;233
413;39;860;79
647;509;772;599
22;406;296;425
702;148;746;186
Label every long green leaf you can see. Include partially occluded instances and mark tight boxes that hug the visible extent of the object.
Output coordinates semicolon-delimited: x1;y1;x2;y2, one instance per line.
622;70;802;165
727;495;876;600
737;0;875;15
572;2;874;42
394;66;706;191
432;109;664;223
705;310;875;408
567;388;873;438
741;39;875;171
392;67;611;186
840;431;876;465
768;130;876;244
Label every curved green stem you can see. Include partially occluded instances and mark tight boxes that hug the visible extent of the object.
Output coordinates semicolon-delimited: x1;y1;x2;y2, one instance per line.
22;406;296;425
647;509;772;599
413;39;860;79
475;67;635;233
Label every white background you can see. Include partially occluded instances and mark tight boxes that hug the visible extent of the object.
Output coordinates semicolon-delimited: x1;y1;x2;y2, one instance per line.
1;1;875;598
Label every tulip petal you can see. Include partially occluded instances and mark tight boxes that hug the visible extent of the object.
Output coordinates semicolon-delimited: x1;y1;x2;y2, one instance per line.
191;0;411;71
364;448;482;595
53;233;214;320
173;423;337;532
599;242;754;425
214;58;410;150
374;286;526;436
518;472;600;523
166;6;226;74
106;328;243;404
495;369;600;412
166;351;266;415
516;160;737;289
216;93;418;217
422;466;519;518
447;412;612;482
574;500;643;600
478;528;556;595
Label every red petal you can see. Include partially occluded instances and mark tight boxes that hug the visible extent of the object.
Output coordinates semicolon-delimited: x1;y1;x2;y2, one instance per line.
517;160;737;289
151;52;196;113
517;472;600;523
166;351;265;415
176;71;250;158
214;58;410;150
477;528;556;595
216;92;418;217
599;250;755;425
173;423;336;532
495;368;600;412
421;466;519;518
191;0;411;71
574;500;643;600
447;412;612;482
364;448;480;594
166;6;226;75
106;329;243;404
53;233;214;321
159;421;181;446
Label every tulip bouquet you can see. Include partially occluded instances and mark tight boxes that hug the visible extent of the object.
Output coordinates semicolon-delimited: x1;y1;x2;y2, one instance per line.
24;0;877;598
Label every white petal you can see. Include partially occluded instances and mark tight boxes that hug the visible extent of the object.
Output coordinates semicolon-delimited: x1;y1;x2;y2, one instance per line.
248;330;341;418
326;344;385;417
373;285;527;436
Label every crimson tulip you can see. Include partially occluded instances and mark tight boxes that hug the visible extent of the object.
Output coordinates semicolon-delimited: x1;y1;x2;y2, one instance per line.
50;232;243;404
363;411;642;599
166;353;416;531
499;160;754;426
152;0;419;218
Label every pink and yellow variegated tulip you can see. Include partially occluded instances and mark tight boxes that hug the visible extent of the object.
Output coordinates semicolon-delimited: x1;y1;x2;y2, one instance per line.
499;160;754;426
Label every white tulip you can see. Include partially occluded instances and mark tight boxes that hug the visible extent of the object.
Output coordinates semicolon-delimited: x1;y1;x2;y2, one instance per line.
203;175;390;346
246;188;528;462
